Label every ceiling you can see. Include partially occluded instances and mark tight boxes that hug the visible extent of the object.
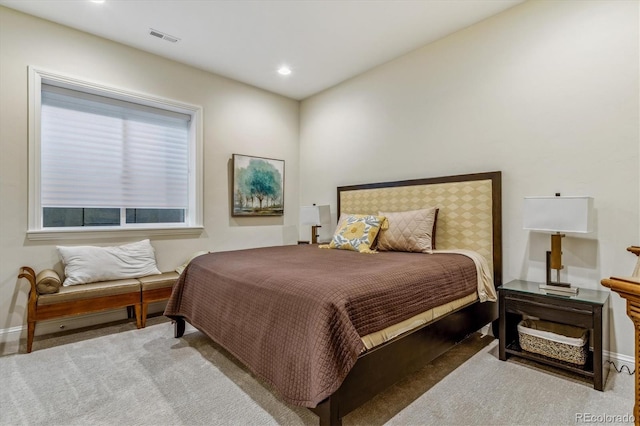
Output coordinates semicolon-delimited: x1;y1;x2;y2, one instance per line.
1;0;524;100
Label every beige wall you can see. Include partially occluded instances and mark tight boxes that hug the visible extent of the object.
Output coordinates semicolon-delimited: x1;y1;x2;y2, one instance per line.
2;1;638;361
0;7;300;349
300;1;639;358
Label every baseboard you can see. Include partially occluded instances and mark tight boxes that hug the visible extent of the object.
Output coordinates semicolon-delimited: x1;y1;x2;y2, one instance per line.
605;350;636;372
0;302;167;355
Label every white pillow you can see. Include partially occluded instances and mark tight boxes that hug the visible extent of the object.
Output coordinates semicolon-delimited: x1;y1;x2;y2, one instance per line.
57;239;161;286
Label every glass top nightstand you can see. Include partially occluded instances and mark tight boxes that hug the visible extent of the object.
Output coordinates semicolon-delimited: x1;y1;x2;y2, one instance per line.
498;279;610;391
500;279;610;306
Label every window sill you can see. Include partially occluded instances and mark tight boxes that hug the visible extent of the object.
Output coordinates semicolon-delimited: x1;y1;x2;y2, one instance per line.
26;226;204;241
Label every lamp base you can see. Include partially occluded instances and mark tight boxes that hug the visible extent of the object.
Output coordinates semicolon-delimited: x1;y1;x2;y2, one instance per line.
545;250;573;287
546;281;572;288
539;284;579;296
543;250;578;294
311;225;321;244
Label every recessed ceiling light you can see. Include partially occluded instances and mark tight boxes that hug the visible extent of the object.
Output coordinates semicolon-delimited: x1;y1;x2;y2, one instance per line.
90;0;105;3
277;66;292;76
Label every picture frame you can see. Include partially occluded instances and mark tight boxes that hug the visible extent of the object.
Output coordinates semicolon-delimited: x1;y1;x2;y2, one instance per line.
232;154;285;217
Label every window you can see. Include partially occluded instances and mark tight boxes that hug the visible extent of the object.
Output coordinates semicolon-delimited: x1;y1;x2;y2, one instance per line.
28;68;203;240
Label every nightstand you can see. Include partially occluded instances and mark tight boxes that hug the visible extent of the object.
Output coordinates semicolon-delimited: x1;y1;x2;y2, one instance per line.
499;280;610;391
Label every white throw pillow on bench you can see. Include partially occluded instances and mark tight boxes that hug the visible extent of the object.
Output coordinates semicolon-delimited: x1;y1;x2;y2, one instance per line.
57;239;161;286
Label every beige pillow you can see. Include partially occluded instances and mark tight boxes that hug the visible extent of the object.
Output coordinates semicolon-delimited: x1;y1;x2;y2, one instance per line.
175;250;210;274
376;207;437;253
36;269;61;294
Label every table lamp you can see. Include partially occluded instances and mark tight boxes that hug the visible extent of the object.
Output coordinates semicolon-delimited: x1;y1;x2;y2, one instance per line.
300;204;331;244
523;194;593;295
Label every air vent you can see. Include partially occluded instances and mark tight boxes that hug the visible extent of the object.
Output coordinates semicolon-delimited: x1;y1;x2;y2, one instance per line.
149;28;180;43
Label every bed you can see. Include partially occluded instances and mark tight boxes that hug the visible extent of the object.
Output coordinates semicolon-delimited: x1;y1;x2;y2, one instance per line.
165;171;502;425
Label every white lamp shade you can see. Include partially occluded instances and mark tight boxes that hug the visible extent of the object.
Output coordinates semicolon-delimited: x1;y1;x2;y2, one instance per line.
523;196;593;233
300;205;331;226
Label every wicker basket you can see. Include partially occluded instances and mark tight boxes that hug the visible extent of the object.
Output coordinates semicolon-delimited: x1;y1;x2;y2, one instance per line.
517;319;588;365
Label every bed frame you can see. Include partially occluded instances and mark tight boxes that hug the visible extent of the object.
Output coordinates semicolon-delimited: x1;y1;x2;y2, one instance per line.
174;171;502;425
312;170;502;425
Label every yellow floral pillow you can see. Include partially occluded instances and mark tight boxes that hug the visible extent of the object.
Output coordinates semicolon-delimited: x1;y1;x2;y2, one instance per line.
326;214;387;253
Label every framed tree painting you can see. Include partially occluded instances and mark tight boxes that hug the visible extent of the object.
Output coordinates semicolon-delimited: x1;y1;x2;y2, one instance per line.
232;154;285;216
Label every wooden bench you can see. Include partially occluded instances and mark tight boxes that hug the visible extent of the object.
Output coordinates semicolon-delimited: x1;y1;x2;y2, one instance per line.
18;267;178;353
138;272;180;328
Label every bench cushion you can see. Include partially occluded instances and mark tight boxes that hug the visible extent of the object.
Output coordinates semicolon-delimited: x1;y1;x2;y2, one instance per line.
38;278;140;306
138;272;179;291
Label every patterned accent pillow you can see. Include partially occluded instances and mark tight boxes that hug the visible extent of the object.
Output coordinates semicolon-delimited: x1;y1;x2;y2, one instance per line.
376;207;438;253
328;214;387;253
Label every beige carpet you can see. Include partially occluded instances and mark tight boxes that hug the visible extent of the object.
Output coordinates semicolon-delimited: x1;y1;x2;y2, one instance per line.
0;316;634;425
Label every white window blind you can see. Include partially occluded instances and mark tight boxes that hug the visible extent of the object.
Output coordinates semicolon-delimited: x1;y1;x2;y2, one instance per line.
40;84;190;210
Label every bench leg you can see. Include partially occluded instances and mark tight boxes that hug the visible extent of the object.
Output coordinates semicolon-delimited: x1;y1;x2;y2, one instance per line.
27;321;35;353
126;306;135;319
140;303;148;329
134;304;142;329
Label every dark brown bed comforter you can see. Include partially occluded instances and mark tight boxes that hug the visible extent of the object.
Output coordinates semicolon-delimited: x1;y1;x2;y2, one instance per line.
164;244;477;407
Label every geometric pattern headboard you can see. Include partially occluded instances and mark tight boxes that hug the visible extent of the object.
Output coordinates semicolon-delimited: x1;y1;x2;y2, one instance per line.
338;171;502;287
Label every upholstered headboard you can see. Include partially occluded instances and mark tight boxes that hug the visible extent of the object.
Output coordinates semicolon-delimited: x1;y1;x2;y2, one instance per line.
337;171;502;287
